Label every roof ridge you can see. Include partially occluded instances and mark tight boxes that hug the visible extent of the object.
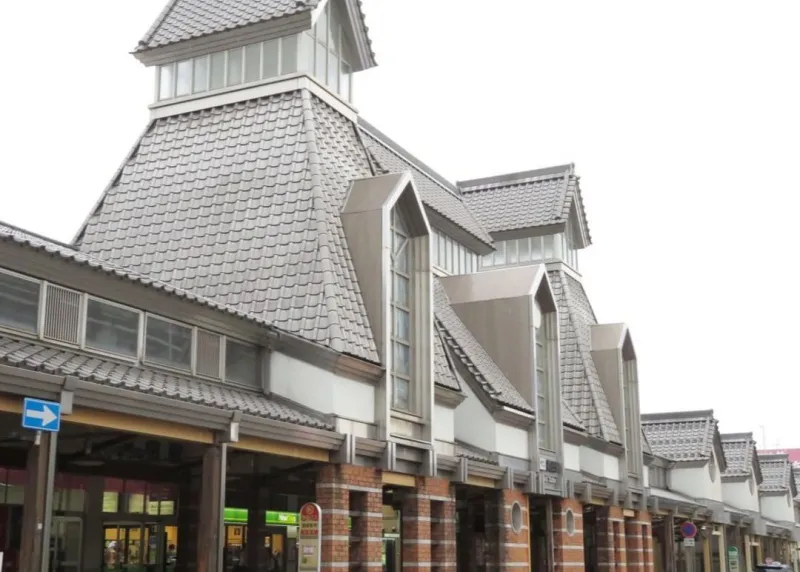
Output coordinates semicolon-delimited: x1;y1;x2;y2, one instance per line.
138;0;180;48
458;164;574;191
642;409;715;422
300;89;346;353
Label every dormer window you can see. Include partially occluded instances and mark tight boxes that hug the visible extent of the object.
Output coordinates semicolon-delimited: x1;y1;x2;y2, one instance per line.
304;0;353;101
534;300;557;451
391;207;413;411
623;345;641;476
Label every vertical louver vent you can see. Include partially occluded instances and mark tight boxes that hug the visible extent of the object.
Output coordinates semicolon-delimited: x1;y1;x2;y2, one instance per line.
43;285;81;345
196;330;221;378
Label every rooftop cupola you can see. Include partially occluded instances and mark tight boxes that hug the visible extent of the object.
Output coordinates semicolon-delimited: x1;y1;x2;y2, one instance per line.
135;0;377;107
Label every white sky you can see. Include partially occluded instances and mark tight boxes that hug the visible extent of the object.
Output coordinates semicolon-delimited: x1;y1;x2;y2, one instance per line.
1;1;798;446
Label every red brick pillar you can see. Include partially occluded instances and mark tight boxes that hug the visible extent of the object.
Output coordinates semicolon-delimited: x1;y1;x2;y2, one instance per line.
430;490;456;572
626;517;644;572
497;489;530;568
403;477;454;572
316;465;383;572
599;507;627;571
553;499;585;572
640;513;655;572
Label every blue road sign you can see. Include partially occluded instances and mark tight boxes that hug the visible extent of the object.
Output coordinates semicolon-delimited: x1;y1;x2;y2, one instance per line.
680;521;698;539
21;398;61;432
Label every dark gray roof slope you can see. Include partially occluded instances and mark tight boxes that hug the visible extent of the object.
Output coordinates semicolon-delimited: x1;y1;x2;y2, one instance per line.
757;453;797;495
548;270;620;442
76;91;378;363
0;335;331;430
721;432;761;481
433;279;532;413
358;119;493;247
433;325;461;392
642;410;727;471
456;441;497;464
459;164;591;243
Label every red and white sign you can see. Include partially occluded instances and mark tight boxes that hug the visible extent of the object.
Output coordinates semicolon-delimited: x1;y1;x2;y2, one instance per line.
298;502;322;572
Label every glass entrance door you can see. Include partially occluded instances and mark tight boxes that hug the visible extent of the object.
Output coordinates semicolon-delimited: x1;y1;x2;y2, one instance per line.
51;516;83;572
103;523;171;572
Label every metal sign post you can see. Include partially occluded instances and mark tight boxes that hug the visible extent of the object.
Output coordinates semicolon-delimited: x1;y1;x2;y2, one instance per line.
680;521;699;572
298;503;322;572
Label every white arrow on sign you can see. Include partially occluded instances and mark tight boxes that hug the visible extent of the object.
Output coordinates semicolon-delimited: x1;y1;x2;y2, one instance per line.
28;406;57;427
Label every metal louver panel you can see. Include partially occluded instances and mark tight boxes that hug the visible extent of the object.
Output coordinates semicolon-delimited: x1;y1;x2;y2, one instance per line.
43;285;81;344
196;330;221;378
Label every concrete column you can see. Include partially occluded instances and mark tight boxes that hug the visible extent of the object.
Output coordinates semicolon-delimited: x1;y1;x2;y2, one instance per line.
717;529;726;572
744;535;753;572
18;433;56;572
246;480;269;572
176;475;201;572
662;514;677;572
81;476;105;572
702;534;712;572
552;499;584;571
196;444;227;572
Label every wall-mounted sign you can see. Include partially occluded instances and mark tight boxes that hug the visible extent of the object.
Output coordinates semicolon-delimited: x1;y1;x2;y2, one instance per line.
728;546;740;572
683;538;696;548
298;502;322;572
680;521;698;539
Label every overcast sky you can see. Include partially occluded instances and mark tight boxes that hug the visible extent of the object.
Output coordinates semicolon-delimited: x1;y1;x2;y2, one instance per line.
1;1;798;446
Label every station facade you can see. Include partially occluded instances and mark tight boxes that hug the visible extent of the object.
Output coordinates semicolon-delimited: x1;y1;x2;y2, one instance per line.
0;1;798;572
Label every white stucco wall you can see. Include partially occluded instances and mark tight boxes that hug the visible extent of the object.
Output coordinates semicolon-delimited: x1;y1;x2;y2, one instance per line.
761;493;795;523
670;449;725;502
496;423;529;459
270;351;375;423
454;381;496;453
722;477;760;513
434;403;455;444
580;446;620;480
564;443;581;472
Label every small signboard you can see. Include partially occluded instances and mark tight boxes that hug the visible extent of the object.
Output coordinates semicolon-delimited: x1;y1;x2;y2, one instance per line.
21;398;61;433
728;546;740;572
680;521;698;539
683;538;696;548
298;502;322;572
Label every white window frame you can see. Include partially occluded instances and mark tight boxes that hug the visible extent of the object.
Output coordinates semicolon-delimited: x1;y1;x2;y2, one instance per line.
535;305;556;452
143;313;195;374
0;268;43;338
390;207;413;413
82;294;143;363
623;358;640;476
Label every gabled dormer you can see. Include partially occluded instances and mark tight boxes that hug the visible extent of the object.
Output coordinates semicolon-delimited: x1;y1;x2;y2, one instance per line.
757;452;798;525
136;0;376;111
721;432;763;513
459;164;591;277
590;324;643;483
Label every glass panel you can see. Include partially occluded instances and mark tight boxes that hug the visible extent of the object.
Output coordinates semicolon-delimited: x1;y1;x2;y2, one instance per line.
299;32;314;73
225;340;259;386
431;232;439;266
465;253;472;274
437;231;447;267
394;238;409;273
543;235;555;259
340;61;351;101
494;241;506;265
210;51;226;89
263;38;280;77
392;342;410;375
158;64;174;100
315;41;327;81
85;299;139;358
176;59;192;96
507;240;518;264
102;492;119;513
530;236;542;260
329;2;341;51
281;34;299;74
393;274;409;307
393;308;410;340
0;272;40;333
315;6;328;46
245;43;261;83
392;376;409;410
518;237;531;262
483;253;493;268
145;316;192;370
327;52;339;91
458;246;466;273
227;47;243;86
193;56;209;93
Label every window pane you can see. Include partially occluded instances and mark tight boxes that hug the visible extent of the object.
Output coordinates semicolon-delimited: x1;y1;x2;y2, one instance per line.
543;235;555;259
530;237;542;260
329;3;340;51
158;64;174;100
210;52;225;89
494;242;506;265
145;317;192;370
393;274;409;307
85;300;139;358
327;52;339;91
507;240;518;264
299;32;314;73
392;342;410;376
465;253;472;274
393;308;410;341
340;61;351;101
263;39;279;77
0;273;40;333
483;253;493;268
227;48;243;86
175;60;192;97
431;232;439;266
225;340;259;386
193;56;208;93
245;43;261;83
518;238;531;262
315;41;326;81
392;376;409;410
281;35;299;74
315;6;328;45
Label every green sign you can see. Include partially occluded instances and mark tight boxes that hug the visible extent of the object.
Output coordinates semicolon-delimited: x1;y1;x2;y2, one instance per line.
728;546;740;572
223;508;299;526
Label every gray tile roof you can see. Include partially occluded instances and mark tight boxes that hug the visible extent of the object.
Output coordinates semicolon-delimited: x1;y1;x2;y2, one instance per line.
455;440;497;464
548;269;621;442
358;119;493;247
433;279;533;414
643;428;653;455
641;410;726;470
76;91;379;363
721;432;760;480
562;400;585;431
757;453;797;495
459;164;591;243
0;335;332;430
137;0;375;62
433;325;461;392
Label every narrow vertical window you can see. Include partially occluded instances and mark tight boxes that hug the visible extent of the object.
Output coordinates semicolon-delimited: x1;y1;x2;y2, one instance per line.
227;47;244;86
158;64;175;100
263;39;280;77
281;35;299;75
193;56;209;93
391;208;412;411
624;358;638;475
535;302;553;450
210;52;226;90
176;60;192;97
244;43;261;83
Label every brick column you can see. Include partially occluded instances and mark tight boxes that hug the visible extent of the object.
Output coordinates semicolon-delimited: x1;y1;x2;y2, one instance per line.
498;489;530;569
402;476;454;572
553;499;585;572
638;512;654;572
625;517;644;572
430;490;456;572
598;507;627;572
